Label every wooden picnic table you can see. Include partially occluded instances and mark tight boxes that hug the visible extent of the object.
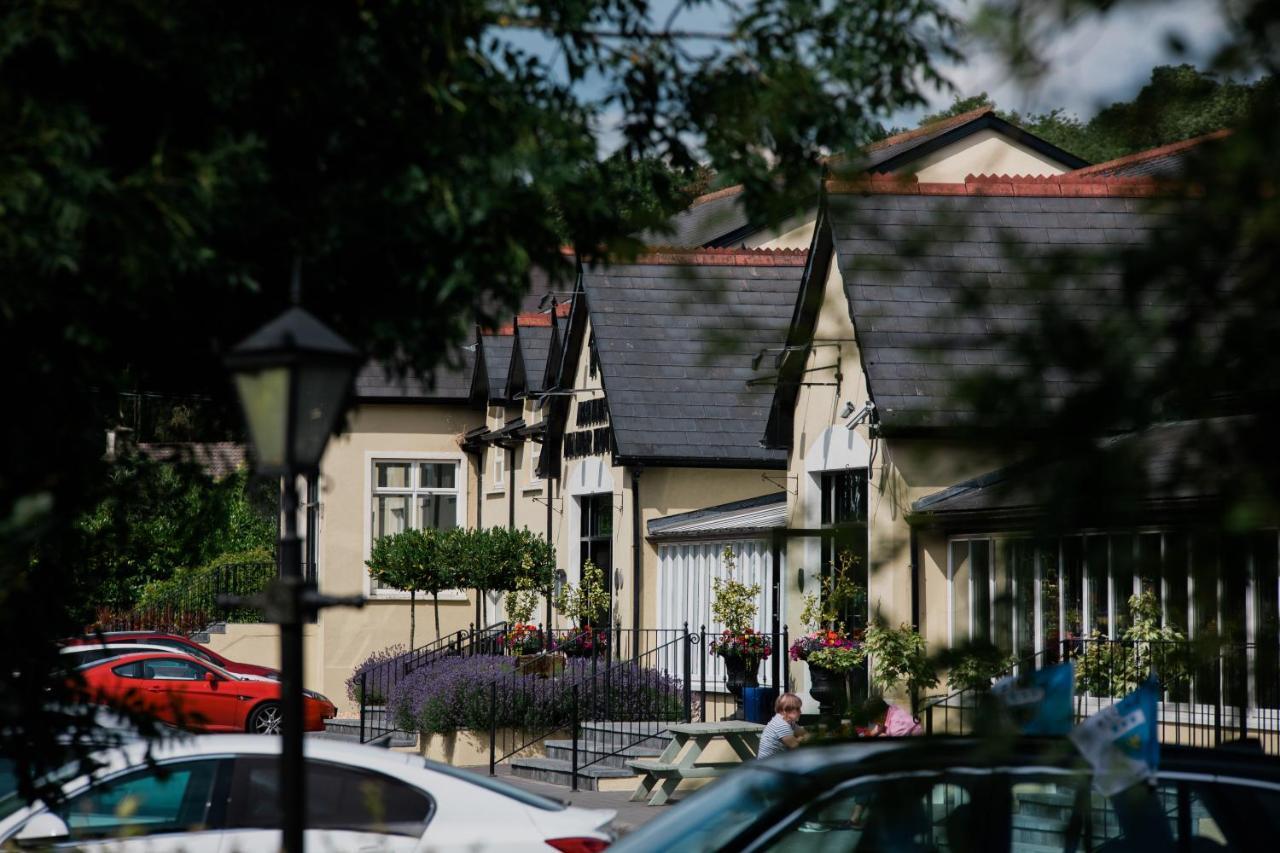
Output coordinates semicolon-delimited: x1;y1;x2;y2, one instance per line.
628;721;764;806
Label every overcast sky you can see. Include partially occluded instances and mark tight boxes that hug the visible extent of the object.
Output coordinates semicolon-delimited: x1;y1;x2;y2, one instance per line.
898;0;1231;126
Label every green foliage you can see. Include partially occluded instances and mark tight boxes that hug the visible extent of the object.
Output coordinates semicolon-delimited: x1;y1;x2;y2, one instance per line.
920;66;1270;165
864;622;939;700
135;548;274;625
710;546;762;636
554;559;610;628
800;549;865;633
936;642;1017;693
806;644;867;672
367;527;458;647
79;458;274;606
1075;592;1192;698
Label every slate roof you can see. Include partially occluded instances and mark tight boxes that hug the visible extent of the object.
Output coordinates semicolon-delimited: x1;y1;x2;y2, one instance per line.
581;249;808;466
1067;130;1229;178
513;321;553;395
637;186;754;248
478;334;514;401
822;175;1171;432
911;418;1240;525
354;347;475;402
643;110;1088;248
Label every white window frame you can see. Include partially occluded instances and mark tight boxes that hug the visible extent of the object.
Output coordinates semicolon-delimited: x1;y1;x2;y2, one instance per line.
488;446;506;494
944;529;1280;720
363;451;468;600
523;441;543;493
656;538;783;693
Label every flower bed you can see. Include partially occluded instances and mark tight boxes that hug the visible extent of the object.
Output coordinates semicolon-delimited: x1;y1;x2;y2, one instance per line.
387;654;687;735
346;644;405;705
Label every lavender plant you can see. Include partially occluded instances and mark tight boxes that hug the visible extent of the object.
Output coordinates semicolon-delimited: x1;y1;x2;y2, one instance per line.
387;654;687;735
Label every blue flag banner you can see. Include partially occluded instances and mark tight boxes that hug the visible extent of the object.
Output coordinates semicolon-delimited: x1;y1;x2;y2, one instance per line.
991;660;1075;736
1069;677;1161;796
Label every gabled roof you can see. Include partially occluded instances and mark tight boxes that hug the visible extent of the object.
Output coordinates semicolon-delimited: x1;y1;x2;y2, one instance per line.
505;313;556;398
849;108;1088;173
471;331;514;403
647;492;786;540
768;174;1170;441
561;248;808;467
1067;130;1229;179
636;185;754;248
646;109;1089;248
354;346;476;404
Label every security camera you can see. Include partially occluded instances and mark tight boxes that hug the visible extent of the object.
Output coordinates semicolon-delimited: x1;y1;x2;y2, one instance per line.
845;400;876;429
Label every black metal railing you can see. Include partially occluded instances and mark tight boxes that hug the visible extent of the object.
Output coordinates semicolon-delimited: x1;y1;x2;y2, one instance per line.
92;560;277;636
357;622;508;743
922;638;1280;755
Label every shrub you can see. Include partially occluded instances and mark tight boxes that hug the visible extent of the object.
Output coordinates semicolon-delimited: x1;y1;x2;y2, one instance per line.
1075;591;1191;697
346;644;406;705
864;622;939;701
387;655;687;735
135;548;275;624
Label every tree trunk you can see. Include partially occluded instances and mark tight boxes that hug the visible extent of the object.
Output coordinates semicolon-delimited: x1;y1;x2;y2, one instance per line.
409;590;416;650
433;591;441;641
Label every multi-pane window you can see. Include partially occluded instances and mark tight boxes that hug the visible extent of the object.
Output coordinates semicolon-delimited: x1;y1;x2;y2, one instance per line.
820;469;869;631
491;448;505;489
948;529;1280;707
370;460;460;591
579;493;612;574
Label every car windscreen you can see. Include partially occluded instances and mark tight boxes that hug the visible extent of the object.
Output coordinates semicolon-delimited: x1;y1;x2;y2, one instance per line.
610;764;796;851
423;760;568;812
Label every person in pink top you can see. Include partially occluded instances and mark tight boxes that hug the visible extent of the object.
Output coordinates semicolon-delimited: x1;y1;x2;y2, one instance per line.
850;697;923;827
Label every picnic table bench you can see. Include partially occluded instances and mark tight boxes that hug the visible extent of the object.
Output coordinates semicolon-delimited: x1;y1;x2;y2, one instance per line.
628;721;763;805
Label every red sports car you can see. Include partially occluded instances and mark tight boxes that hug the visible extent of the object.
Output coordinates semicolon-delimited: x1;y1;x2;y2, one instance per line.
75;651;336;734
63;631;279;680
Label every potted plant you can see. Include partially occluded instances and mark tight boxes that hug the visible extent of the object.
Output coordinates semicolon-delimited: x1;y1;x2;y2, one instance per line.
502;586;563;676
552;559;611;658
862;620;939;713
709;546;771;718
790;549;866;718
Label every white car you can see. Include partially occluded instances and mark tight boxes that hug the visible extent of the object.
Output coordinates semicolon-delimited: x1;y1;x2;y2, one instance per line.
0;735;615;852
58;643;181;669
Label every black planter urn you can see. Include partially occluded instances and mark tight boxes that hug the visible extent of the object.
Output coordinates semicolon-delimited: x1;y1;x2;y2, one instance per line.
807;664;849;719
721;653;761;720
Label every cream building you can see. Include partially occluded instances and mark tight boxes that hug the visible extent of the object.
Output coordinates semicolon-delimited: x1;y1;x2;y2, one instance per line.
272;109;1094;711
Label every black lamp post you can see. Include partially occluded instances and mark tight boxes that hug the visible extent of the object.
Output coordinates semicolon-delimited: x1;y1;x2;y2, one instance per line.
225;306;364;853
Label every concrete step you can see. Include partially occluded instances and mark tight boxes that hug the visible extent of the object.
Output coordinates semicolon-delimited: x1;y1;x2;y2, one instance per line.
319;717;416;748
578;721;675;751
544;739;664;770
1010;813;1071;848
205;622;227;635
508;756;638;792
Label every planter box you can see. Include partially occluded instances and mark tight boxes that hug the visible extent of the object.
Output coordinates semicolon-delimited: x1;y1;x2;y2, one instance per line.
516;652;566;678
419;727;567;766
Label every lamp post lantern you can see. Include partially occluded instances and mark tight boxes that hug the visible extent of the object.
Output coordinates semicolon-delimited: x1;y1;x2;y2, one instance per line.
225;306;363;853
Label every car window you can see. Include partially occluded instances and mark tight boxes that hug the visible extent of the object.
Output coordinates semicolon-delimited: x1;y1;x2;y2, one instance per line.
615;765;796;852
141;659;209;681
226;758;433;837
52;759;223;841
111;660;144;678
151;638;216;664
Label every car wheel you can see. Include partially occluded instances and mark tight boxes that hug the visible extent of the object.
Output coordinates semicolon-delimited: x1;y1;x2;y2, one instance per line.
248;702;283;734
